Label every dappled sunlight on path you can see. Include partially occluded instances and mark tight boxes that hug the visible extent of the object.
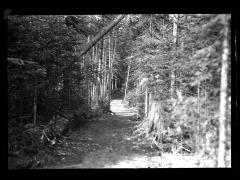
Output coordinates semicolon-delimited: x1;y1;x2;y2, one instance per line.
110;100;138;117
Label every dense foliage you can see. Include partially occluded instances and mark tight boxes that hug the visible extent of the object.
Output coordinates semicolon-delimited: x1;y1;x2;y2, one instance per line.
7;14;231;168
124;14;231;167
7;14;119;168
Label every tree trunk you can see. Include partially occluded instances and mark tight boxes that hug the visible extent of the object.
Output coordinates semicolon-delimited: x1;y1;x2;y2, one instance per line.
83;55;88;100
86;36;90;106
112;78;114;91
145;87;149;118
147;100;164;142
170;14;178;101
124;57;131;101
115;77;117;90
68;66;71;106
33;79;37;125
111;38;117;92
99;41;102;100
97;43;101;106
218;15;229;167
91;44;95;107
104;40;107;99
63;68;70;106
89;44;94;108
107;32;112;110
197;73;201;153
101;38;105;99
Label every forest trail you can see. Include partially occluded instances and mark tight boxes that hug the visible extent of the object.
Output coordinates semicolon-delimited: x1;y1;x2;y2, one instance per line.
46;99;198;168
46;100;164;168
8;14;231;169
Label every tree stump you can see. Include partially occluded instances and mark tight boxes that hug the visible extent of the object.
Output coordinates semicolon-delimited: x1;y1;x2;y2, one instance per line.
147;101;164;142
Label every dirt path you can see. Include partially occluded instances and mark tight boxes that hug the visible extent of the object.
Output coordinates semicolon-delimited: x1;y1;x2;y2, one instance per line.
46;100;163;168
46;100;199;168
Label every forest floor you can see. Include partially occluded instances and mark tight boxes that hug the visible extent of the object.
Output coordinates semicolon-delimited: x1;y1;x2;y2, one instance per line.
45;100;200;168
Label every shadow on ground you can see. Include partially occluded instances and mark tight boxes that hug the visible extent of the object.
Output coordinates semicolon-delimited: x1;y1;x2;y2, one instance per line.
46;100;163;169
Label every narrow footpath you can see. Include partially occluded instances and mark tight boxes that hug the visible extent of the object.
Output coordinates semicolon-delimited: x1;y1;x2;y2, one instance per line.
46;100;198;168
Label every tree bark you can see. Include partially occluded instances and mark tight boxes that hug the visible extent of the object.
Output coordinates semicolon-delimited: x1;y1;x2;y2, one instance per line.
68;66;71;106
145;87;149;118
33;79;37;125
107;32;112;110
96;43;100;106
197;72;201;153
63;68;70;106
170;14;178;101
115;77;117;90
86;36;90;105
91;44;95;106
218;15;229;167
101;38;105;99
111;37;117;91
147;100;164;142
124;57;131;101
104;39;107;99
